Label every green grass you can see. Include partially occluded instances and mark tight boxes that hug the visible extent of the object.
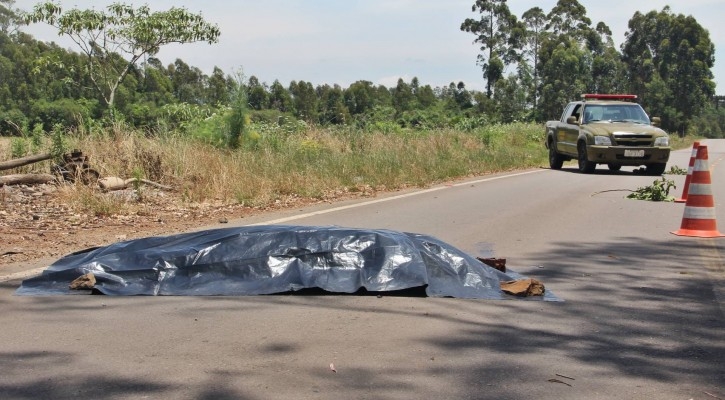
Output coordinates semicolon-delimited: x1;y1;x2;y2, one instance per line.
3;122;549;215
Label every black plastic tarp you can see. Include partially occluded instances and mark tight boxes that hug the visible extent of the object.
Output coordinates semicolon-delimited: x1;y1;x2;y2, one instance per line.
16;225;558;300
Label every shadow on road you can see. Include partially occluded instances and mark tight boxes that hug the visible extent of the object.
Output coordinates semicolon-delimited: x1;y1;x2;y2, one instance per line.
0;237;722;399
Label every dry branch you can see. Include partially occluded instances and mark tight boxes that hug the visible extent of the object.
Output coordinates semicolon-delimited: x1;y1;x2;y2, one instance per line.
98;176;172;191
126;178;172;190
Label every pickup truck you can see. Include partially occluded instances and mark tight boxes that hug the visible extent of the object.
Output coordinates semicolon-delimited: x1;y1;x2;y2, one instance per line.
545;94;671;174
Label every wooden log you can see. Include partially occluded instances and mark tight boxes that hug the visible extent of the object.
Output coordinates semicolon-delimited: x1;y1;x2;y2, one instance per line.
99;177;172;191
0;173;56;186
98;176;127;191
0;153;53;171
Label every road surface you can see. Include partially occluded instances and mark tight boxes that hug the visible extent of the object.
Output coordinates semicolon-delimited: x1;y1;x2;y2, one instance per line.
1;139;723;399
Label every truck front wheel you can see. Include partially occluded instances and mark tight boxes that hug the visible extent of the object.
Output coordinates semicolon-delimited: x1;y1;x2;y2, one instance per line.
607;164;622;171
646;163;667;176
549;143;564;170
577;143;596;173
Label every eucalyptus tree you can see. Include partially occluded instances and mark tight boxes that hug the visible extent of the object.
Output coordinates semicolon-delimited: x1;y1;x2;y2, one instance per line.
168;58;205;104
24;2;221;114
246;76;269;110
460;0;522;98
205;66;230;106
545;0;591;38
440;82;474;112
454;82;474;110
538;38;590;119
540;0;623;99
344;80;376;116
0;29;99;131
317;84;349;125
410;77;420;96
392;78;414;113
0;0;18;33
289;80;317;122
589;22;626;94
372;84;393;112
520;6;547;111
689;104;725;138
269;79;293;113
537;0;596;118
138;64;174;105
493;73;527;123
622;6;715;133
416;84;437;109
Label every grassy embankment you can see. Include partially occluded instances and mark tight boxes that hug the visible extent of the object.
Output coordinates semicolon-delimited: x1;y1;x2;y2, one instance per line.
1;122;695;216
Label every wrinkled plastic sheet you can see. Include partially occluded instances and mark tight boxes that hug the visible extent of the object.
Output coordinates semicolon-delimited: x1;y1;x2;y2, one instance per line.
16;225;559;300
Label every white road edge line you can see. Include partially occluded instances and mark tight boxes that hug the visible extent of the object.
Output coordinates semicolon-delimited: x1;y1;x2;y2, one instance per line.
249;169;547;226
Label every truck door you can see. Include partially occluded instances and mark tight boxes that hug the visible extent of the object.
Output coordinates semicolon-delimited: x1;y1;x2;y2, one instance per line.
557;103;581;154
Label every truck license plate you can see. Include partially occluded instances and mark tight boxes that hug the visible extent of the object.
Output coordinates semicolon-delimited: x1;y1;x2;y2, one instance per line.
624;149;645;157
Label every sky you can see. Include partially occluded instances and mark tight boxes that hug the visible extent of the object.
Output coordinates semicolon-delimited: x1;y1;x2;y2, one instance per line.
11;0;725;93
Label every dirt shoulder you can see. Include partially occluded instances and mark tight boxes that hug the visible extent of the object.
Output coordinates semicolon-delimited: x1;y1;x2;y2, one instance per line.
0;181;370;272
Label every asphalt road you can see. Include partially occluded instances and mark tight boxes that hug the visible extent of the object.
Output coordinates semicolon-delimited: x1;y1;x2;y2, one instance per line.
1;139;724;400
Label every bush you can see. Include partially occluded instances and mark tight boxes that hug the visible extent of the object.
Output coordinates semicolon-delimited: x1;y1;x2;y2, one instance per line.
157;103;216;134
0;108;29;136
126;101;162;130
688;105;725;138
30;98;90;131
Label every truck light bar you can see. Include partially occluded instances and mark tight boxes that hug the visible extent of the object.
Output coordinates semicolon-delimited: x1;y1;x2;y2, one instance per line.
582;94;638;101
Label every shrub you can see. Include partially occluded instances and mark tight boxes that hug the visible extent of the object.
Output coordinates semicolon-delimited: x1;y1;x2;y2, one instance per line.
0;108;29;136
30;98;89;131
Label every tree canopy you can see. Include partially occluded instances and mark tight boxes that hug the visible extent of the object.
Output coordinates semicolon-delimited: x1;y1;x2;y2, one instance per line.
23;2;220;111
622;6;715;133
0;1;720;137
461;0;522;98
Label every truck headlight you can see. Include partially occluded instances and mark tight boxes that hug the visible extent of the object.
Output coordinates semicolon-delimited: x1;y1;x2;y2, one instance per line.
594;136;612;145
654;137;669;147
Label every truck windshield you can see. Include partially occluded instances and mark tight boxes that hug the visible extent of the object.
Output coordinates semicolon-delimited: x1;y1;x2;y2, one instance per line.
583;104;650;124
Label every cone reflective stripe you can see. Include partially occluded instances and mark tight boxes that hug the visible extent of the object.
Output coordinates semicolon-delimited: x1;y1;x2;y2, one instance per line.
672;145;724;238
687;183;715;196
675;141;699;203
682;206;718;220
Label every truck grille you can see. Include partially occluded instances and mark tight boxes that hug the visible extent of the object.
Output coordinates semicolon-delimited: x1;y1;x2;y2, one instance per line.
613;134;653;146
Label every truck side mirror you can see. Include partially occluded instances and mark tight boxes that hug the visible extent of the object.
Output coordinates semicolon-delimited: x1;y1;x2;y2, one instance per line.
566;116;578;125
651;117;661;127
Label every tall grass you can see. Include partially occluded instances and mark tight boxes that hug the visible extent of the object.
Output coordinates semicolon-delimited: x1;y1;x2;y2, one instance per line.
2;122;548;214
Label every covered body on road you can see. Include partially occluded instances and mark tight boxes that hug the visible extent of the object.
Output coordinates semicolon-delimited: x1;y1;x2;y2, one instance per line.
16;225;558;300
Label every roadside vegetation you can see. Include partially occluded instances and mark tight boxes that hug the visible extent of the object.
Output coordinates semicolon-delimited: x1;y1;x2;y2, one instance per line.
2;121;547;215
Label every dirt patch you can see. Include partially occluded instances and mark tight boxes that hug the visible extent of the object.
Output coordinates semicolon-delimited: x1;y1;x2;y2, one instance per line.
0;182;372;269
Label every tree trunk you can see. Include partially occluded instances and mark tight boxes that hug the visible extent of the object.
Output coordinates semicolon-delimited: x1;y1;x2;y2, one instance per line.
0;153;53;171
0;173;56;186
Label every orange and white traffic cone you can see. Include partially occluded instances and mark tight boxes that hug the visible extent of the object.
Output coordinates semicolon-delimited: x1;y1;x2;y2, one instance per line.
672;145;725;238
674;141;699;203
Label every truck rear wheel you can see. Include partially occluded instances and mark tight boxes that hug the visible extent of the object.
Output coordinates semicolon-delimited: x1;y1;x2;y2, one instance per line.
549;143;564;169
577;143;596;173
